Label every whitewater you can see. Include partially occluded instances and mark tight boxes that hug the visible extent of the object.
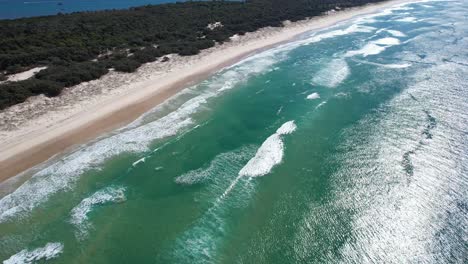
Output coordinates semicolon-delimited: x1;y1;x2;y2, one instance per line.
1;0;467;263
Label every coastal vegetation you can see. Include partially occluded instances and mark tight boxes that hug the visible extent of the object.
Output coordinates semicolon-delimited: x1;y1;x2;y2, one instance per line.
0;0;383;109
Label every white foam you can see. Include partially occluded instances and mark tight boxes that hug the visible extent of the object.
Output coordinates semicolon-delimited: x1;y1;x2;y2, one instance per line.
132;157;146;167
0;107;192;222
306;92;320;100
236;23;376;64
175;167;215;186
70;186;126;239
216;77;237;92
315;101;327;109
346;36;401;58
312;59;350;88
373;37;401;45
223;122;297;194
175;148;250;186
347;43;386;57
239;121;296;177
355;1;417;23
296;24;376;47
378;63;412;69
4;242;63;264
334;92;350;98
276;121;298;135
237;134;283;178
387;30;407;37
356;59;412;69
396;17;418;22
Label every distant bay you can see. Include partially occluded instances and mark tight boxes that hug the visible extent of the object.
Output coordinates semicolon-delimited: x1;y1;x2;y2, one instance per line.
0;0;190;19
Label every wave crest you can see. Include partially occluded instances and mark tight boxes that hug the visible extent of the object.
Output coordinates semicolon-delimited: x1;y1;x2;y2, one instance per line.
4;242;63;264
70;186;126;239
239;121;297;177
312;59;350;88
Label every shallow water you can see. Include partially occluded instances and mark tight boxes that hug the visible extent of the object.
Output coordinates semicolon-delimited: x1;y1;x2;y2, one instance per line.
1;0;467;263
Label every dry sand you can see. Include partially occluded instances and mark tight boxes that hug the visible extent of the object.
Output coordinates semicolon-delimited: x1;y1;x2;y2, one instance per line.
0;0;412;182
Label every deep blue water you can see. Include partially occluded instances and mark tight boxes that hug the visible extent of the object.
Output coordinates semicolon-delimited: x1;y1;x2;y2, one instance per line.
0;0;188;19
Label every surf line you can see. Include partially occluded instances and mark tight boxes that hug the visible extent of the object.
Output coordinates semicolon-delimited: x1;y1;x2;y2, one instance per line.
219;120;297;201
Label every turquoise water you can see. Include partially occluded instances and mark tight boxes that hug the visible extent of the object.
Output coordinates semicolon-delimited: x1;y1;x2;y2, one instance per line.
1;0;467;263
0;0;188;19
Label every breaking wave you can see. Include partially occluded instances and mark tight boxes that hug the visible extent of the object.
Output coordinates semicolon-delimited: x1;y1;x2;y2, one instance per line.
306;92;320;100
164;147;257;263
239;121;297;177
167;122;297;262
70;186;126;239
4;242;63;264
354;59;412;69
387;29;407;37
396;17;419;22
373;37;401;45
0;103;193;222
346;37;401;57
312;59;350;88
175;148;253;186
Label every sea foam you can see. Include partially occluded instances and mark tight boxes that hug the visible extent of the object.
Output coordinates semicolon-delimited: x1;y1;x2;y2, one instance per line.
175;148;252;186
373;37;401;45
239;121;296;177
70;186;126;239
346;37;401;57
295;24;376;48
386;30;407;37
346;43;386;57
315;101;327;109
354;59;412;69
0;107;192;222
4;242;63;264
306;93;320;100
312;59;350;88
396;17;418;22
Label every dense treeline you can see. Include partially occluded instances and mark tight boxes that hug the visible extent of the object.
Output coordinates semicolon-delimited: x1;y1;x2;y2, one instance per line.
0;0;383;109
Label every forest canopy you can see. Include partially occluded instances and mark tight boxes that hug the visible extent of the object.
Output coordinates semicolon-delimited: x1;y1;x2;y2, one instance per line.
0;0;383;109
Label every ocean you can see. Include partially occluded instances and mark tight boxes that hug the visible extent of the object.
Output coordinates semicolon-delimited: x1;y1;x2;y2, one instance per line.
1;0;467;263
0;0;187;19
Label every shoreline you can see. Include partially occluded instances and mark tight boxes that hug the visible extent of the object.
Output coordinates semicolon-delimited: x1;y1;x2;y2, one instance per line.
0;0;411;183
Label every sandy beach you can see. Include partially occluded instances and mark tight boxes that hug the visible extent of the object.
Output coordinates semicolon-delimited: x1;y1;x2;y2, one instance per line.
0;0;411;183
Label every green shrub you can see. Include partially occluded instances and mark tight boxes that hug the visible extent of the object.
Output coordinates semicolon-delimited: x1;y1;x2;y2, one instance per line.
36;62;108;86
112;59;141;73
0;79;65;109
